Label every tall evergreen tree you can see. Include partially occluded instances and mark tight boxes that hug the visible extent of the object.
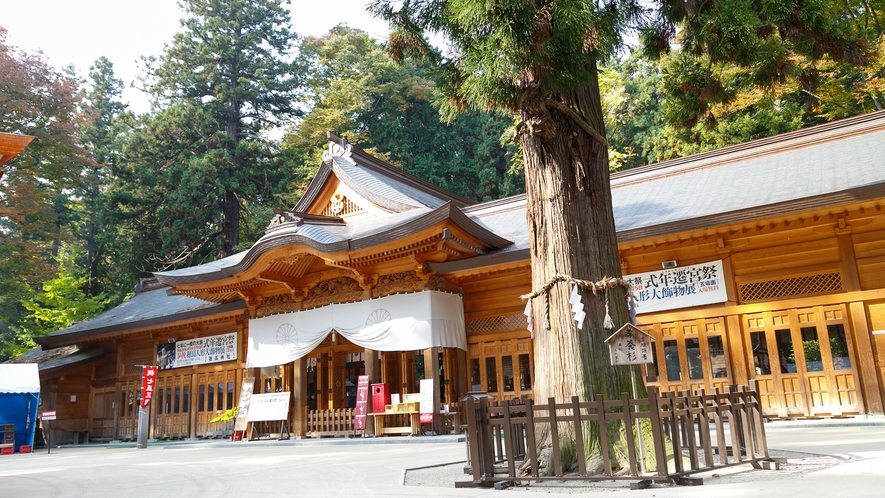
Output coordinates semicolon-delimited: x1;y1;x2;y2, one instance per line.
76;57;134;301
371;0;872;472
142;0;301;258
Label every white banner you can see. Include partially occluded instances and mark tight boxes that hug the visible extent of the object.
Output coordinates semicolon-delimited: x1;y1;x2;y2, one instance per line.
156;332;237;370
625;260;728;314
247;392;290;422
247;291;466;368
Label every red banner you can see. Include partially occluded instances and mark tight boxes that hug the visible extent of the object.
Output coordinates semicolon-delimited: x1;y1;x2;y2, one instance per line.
141;366;158;408
354;375;369;430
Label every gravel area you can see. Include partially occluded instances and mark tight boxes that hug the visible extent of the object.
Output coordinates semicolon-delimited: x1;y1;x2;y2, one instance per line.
403;450;842;492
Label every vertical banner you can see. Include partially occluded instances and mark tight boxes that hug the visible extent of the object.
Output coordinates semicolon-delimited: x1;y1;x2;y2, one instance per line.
354;375;369;430
140;366;158;408
418;378;434;424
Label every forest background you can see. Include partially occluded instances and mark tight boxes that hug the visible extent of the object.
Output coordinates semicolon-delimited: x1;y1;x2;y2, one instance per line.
2;0;885;361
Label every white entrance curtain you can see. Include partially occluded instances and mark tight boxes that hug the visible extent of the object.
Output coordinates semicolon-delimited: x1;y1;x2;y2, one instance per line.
246;291;466;368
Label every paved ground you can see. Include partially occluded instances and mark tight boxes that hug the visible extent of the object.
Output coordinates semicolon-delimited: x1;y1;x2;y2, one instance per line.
2;418;885;497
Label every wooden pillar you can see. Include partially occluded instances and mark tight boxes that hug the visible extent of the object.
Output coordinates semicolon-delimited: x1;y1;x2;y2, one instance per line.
837;227;861;292
725;315;749;385
364;349;378;434
849;302;884;414
188;371;199;439
423;348;441;434
400;351;416;399
453;348;468;401
318;353;329;410
292;358;306;436
331;351;345;409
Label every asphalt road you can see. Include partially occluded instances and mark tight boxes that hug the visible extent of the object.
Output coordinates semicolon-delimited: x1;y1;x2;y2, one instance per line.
2;420;885;497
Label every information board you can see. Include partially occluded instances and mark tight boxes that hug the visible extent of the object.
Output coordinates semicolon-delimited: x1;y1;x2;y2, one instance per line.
246;392;290;422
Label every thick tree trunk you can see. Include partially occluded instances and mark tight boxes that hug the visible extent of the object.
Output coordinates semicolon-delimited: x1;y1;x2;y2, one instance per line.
220;104;240;259
521;59;639;473
220;188;239;258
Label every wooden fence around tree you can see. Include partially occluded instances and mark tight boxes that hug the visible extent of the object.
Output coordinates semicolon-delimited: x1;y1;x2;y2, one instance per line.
459;382;771;487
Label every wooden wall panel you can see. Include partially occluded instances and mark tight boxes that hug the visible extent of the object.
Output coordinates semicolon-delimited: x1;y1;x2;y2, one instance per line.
731;238;841;278
93;346;118;381
855;229;885;290
459;269;531;320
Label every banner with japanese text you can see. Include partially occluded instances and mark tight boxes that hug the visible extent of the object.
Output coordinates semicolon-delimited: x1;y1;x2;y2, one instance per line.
625;260;727;314
140;366;158;408
156;332;237;370
354;375;369;430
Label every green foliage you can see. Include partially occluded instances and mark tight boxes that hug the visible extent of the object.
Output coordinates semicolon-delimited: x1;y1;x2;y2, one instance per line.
283;26;522;202
371;1;642;115
644;0;878;130
9;244;109;355
0;27;90;360
74;57;137;303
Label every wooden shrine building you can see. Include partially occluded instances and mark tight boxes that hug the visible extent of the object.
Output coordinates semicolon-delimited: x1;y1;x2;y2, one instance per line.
17;111;885;443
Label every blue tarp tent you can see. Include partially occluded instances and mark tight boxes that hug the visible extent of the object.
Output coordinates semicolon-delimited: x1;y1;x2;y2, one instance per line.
0;363;40;452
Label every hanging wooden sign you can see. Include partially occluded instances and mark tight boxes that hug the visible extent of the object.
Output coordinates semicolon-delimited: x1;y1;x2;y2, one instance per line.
604;324;655;366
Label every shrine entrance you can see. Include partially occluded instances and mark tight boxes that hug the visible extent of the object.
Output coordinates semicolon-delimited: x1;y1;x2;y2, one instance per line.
744;304;862;418
641;317;733;394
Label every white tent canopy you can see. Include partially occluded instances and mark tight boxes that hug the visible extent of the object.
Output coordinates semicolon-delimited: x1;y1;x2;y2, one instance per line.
0;364;40;393
247;291;466;368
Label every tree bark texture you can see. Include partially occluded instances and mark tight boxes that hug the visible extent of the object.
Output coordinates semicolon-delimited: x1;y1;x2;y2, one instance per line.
521;59;638;473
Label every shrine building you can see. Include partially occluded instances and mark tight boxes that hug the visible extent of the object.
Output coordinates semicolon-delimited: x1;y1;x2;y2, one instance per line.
15;110;885;443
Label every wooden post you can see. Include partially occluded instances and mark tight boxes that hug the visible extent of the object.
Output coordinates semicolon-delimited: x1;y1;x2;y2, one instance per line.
849;302;884;414
292;358;305;436
423;347;441;434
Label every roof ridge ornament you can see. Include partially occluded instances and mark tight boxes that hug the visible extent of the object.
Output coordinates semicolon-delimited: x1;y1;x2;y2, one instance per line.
322;137;354;163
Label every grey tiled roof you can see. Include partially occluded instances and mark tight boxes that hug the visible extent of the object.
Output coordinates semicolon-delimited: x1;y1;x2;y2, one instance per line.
36;286;241;346
464;197;530;254
610;122;885;234
332;157;448;210
4;345;104;371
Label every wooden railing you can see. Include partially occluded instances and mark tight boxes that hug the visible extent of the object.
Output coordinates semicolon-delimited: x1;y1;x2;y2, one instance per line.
459;381;771;487
306;408;358;437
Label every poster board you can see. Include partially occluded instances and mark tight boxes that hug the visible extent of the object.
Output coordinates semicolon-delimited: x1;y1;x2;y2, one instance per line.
247;392;290;422
624;260;727;314
233;377;255;432
354;375;369;430
156;332;237;370
419;379;434;424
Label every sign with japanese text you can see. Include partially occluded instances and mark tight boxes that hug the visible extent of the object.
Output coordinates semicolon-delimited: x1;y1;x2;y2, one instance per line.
140;366;158;408
41;410;57;421
419;378;434;424
625;260;727;314
354;375;369;430
233;377;255;433
246;392;290;422
604;324;655;366
156;332;237;370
